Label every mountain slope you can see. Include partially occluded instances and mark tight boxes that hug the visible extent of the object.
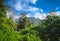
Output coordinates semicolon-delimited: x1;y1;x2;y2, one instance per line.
28;17;41;25
14;17;41;25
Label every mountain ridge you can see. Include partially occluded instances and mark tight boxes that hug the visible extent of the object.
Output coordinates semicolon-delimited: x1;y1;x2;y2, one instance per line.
14;17;41;25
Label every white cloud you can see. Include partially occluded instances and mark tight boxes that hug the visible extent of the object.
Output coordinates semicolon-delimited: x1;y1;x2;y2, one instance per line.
30;0;37;4
55;11;60;16
24;6;44;13
15;3;23;10
26;6;39;12
34;12;47;20
29;7;39;11
13;0;27;11
11;0;37;11
7;0;38;11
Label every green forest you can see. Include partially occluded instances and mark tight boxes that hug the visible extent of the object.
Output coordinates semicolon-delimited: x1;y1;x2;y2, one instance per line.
0;0;60;41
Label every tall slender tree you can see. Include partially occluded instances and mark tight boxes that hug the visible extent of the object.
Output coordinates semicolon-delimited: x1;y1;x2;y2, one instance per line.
0;0;7;18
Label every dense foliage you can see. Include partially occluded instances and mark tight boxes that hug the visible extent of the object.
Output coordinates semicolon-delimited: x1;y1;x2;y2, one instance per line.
39;15;60;41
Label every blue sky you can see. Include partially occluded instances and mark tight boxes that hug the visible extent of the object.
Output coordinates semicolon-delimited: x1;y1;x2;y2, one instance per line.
5;0;60;19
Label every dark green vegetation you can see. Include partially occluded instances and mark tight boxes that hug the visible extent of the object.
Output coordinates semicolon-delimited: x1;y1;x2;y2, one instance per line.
0;0;60;41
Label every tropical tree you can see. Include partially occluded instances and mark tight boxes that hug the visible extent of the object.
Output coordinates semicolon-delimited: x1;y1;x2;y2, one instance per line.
17;12;29;30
